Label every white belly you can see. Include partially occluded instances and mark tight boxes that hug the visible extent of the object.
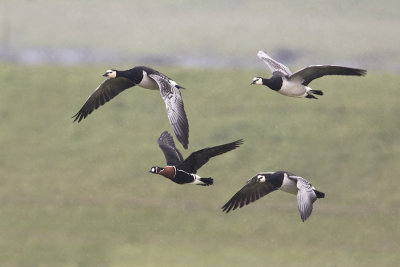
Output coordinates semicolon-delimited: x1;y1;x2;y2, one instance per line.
279;173;298;195
279;79;309;97
138;71;159;90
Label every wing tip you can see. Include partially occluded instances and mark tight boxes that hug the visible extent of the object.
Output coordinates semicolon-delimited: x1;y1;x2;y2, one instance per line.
345;67;367;76
159;130;173;140
236;138;244;144
174;130;189;149
175;134;189;149
257;50;267;58
233;139;244;148
358;68;367;76
221;202;234;213
72;111;84;123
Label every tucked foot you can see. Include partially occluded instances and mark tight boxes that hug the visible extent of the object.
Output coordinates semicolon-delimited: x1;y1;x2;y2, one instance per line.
311;89;323;96
198;177;213;186
306;94;318;99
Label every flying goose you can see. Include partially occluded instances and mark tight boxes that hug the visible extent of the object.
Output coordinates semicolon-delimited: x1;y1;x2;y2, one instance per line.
251;50;367;99
222;171;324;222
73;66;189;149
150;131;243;186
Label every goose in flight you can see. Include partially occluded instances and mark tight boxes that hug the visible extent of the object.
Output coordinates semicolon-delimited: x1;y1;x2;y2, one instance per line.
73;66;189;149
222;171;324;222
150;131;243;186
251;50;367;99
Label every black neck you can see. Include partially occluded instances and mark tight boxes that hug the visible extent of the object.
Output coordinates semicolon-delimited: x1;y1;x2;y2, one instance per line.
269;171;285;188
262;77;282;91
116;69;143;84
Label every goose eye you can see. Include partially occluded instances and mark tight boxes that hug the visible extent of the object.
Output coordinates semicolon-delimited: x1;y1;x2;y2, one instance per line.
257;175;265;182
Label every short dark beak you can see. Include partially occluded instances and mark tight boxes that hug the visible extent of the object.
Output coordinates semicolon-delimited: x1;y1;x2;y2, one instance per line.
250;81;255;85
102;73;108;77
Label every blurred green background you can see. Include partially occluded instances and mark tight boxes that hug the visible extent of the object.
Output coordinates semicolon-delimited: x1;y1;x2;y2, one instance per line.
1;1;399;266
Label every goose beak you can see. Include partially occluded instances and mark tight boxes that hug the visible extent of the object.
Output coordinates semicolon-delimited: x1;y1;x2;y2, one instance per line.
250;81;256;85
102;73;108;77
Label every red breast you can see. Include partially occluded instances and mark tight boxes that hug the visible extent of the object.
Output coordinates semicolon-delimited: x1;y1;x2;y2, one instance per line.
159;166;176;179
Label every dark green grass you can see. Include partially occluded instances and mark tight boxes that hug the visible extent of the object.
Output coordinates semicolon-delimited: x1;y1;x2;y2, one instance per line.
0;65;399;266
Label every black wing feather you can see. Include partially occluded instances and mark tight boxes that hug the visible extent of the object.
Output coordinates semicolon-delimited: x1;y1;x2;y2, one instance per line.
177;139;243;173
72;77;135;122
222;175;278;213
289;65;367;86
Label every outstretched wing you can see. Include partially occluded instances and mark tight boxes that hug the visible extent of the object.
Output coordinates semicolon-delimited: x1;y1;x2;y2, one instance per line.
157;131;184;166
257;50;292;76
293;176;317;222
177;139;243;174
72;77;135;122
148;74;189;149
289;65;367;86
222;174;277;213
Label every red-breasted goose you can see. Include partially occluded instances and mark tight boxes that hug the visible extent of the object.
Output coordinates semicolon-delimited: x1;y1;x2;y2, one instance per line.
150;131;243;186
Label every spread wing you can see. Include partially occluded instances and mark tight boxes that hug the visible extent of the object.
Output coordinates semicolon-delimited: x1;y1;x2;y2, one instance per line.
222;175;278;213
177;139;243;174
293;176;317;222
157;131;184;166
289;65;367;86
72;77;135;122
148;74;189;149
257;50;292;76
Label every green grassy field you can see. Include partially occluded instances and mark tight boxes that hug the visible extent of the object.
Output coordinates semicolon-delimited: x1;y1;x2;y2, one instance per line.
0;64;399;266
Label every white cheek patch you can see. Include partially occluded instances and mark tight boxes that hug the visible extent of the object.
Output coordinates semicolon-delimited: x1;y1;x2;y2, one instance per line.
257;175;266;182
105;70;116;78
252;78;262;85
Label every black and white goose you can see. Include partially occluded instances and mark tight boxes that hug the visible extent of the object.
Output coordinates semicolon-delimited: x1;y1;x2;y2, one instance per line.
150;131;243;186
251;50;367;99
222;171;324;222
73;66;189;149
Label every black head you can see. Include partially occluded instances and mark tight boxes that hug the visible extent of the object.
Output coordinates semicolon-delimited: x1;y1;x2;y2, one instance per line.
149;166;163;174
